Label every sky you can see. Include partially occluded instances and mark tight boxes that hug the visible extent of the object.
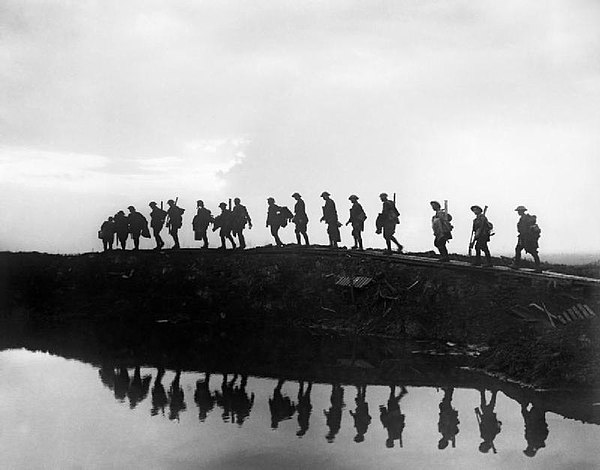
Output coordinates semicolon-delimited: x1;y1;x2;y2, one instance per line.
0;0;599;256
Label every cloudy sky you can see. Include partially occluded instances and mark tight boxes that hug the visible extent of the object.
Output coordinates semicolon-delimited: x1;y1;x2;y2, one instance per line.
1;0;599;256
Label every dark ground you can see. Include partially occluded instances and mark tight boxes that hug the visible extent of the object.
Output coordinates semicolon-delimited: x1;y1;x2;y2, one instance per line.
1;248;599;390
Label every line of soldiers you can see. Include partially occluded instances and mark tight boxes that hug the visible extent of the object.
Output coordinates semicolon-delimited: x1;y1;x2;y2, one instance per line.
98;194;542;271
98;368;550;457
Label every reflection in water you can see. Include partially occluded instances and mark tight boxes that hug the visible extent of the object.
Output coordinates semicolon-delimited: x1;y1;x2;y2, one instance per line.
324;383;345;443
231;375;255;426
350;385;372;443
380;385;407;448
296;381;313;437
269;379;296;429
438;387;459;450
194;373;216;422
168;370;186;421
475;389;502;454
128;366;151;409
522;402;549;457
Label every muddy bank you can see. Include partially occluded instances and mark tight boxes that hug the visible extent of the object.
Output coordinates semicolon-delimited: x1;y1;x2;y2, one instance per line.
1;249;599;389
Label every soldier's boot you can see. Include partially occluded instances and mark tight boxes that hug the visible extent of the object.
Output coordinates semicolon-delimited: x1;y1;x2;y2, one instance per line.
533;253;542;273
471;252;482;266
358;239;364;251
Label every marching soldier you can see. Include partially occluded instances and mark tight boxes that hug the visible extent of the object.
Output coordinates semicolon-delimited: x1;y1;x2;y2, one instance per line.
192;200;213;249
376;193;403;253
213;202;236;249
430;201;453;262
320;191;341;248
266;197;286;247
99;216;115;251
346;195;366;250
231;198;252;249
291;192;309;246
166;199;185;250
511;206;542;272
148;201;167;250
127;206;148;250
469;205;493;267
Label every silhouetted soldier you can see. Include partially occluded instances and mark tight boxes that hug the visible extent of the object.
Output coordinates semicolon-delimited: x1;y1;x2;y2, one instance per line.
166;199;185;250
215;373;237;423
475;389;502;454
376;193;403;253
151;367;168;417
231;375;255;426
194;373;216;422
127;206;148;250
323;383;345;443
99;216;115;251
192;200;213;248
114;367;131;402
291;193;309;246
266;197;285;247
320;192;341;248
127;366;152;409
296;381;313;437
168;370;186;421
114;210;129;250
99;365;116;391
430;200;453;262
438;387;459;450
470;206;493;267
511;206;542;272
231;198;252;249
346;195;367;250
213;202;236;250
269;379;296;429
148;201;167;250
350;385;371;443
380;385;407;448
521;402;548;458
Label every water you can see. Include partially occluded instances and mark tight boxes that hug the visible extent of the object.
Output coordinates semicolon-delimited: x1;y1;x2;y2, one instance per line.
1;349;598;470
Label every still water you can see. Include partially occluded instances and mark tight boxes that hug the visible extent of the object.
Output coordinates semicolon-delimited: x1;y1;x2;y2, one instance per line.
0;349;598;470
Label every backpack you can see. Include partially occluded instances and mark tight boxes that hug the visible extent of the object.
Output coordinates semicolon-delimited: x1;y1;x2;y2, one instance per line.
278;206;293;227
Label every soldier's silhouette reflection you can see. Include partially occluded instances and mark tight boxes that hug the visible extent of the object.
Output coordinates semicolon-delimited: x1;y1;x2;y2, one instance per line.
437;387;459;450
114;367;130;402
168;370;187;421
231;375;255;426
324;383;345;443
151;368;168;417
194;373;216;422
380;385;407;448
296;381;313;437
475;389;502;454
215;374;237;423
521;401;548;457
269;379;296;429
350;385;371;443
99;365;116;391
127;366;152;409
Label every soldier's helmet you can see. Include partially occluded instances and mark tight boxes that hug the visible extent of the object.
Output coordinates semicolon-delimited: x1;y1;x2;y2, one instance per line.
292;192;301;198
515;205;527;212
379;192;388;198
234;197;241;204
167;199;175;205
349;195;359;201
267;197;275;203
149;201;157;207
320;191;330;197
470;205;482;212
219;202;227;209
197;200;204;207
430;200;441;209
128;205;135;211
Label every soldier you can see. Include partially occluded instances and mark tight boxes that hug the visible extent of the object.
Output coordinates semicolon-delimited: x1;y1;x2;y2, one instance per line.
430;200;453;262
350;385;371;443
213;202;236;249
469;205;493;267
114;210;129;250
475;389;502;454
166;199;185;250
148;201;167;250
376;193;403;253
192;200;213;249
127;206;148;250
511;206;542;272
319;192;341;248
438;387;459;450
291;192;309;246
380;385;407;448
231;198;252;249
346;195;366;250
521;401;548;457
266;197;285;247
99;216;115;251
323;384;345;443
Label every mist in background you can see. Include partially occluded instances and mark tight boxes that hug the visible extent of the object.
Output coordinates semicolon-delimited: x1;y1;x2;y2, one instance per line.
1;0;599;259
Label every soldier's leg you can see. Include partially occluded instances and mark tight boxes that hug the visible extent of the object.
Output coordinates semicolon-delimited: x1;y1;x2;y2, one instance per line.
202;231;209;248
302;230;309;246
511;241;523;268
295;229;302;245
481;241;492;266
532;251;541;271
228;233;237;249
220;235;226;249
473;239;482;265
133;234;140;250
390;236;403;252
238;230;245;249
172;228;180;249
103;239;108;251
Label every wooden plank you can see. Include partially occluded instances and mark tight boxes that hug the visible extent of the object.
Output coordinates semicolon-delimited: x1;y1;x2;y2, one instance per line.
556;314;568;325
572;306;586;320
566;308;579;322
581;304;597;318
575;304;591;319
